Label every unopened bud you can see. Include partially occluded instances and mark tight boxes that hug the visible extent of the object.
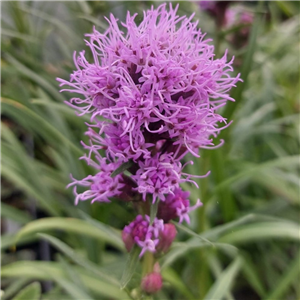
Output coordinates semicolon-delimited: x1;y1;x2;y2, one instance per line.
157;223;177;253
141;272;162;294
122;230;134;252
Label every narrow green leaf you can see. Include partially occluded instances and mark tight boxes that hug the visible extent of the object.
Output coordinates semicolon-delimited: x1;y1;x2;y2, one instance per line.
204;256;242;300
219;221;300;244
76;1;92;15
20;4;81;44
208;255;235;300
76;13;107;29
4;54;64;102
12;282;41;300
14;217;124;251
1;278;31;300
201;214;256;240
1;98;82;156
212;156;300;197
78;211;125;248
31;99;90;122
161;240;237;269
1;28;39;43
38;233;120;286
150;199;159;224
173;221;214;245
1;165;60;217
265;249;300;300
242;256;267;298
49;265;93;300
162;268;195;299
1;261;128;299
120;246;140;289
1;233;35;250
1;203;32;225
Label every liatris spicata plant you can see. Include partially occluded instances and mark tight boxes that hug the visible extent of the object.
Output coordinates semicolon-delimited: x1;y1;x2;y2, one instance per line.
57;3;240;295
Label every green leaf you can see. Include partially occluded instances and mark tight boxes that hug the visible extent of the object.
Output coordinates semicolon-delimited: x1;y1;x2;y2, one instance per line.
1;98;82;156
120;246;140;289
1;278;31;300
173;221;214;245
202;213;298;240
38;233;120;286
1;28;39;43
1;165;60;217
219;221;300;244
211;156;300;197
204;256;242;300
161;241;237;269
49;263;93;300
208;255;235;300
150;199;159;224
1;261;127;299
14;217;124;251
162;268;195;299
1;233;35;250
20;4;81;44
265;249;300;300
12;282;41;300
78;210;124;247
1;203;32;225
4;54;64;102
241;256;267;298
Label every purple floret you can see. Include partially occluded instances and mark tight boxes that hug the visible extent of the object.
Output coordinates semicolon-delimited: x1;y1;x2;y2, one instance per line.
123;215;164;257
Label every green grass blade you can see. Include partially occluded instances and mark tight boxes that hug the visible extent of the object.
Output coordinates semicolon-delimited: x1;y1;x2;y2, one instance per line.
1;261;128;299
14;217;124;251
1;98;82;155
120;246;140;289
265;249;300;300
242;255;267;298
2;278;31;300
162;267;196;299
12;282;41;300
204;256;242;300
4;54;64;102
1;203;32;225
48;262;93;300
219;221;300;244
38;233;120;286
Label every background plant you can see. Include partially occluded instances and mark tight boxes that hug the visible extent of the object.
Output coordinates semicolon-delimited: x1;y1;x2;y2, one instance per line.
1;1;299;300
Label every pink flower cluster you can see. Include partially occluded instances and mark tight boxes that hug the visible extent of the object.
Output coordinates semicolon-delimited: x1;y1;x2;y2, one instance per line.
57;3;240;258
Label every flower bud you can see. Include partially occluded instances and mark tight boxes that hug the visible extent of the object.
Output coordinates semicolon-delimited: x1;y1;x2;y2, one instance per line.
156;223;177;253
141;272;163;294
122;230;134;252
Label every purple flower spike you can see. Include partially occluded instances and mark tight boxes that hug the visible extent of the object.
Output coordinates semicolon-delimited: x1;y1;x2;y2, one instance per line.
58;3;241;245
58;3;241;161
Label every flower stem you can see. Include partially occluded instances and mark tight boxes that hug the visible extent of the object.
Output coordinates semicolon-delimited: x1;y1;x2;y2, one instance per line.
142;251;154;276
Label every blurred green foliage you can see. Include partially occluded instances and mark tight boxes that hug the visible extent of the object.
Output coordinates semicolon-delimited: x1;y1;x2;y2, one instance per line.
1;1;299;300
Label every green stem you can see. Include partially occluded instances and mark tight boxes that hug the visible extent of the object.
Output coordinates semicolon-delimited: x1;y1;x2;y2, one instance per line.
142;251;154;276
150;199;159;224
